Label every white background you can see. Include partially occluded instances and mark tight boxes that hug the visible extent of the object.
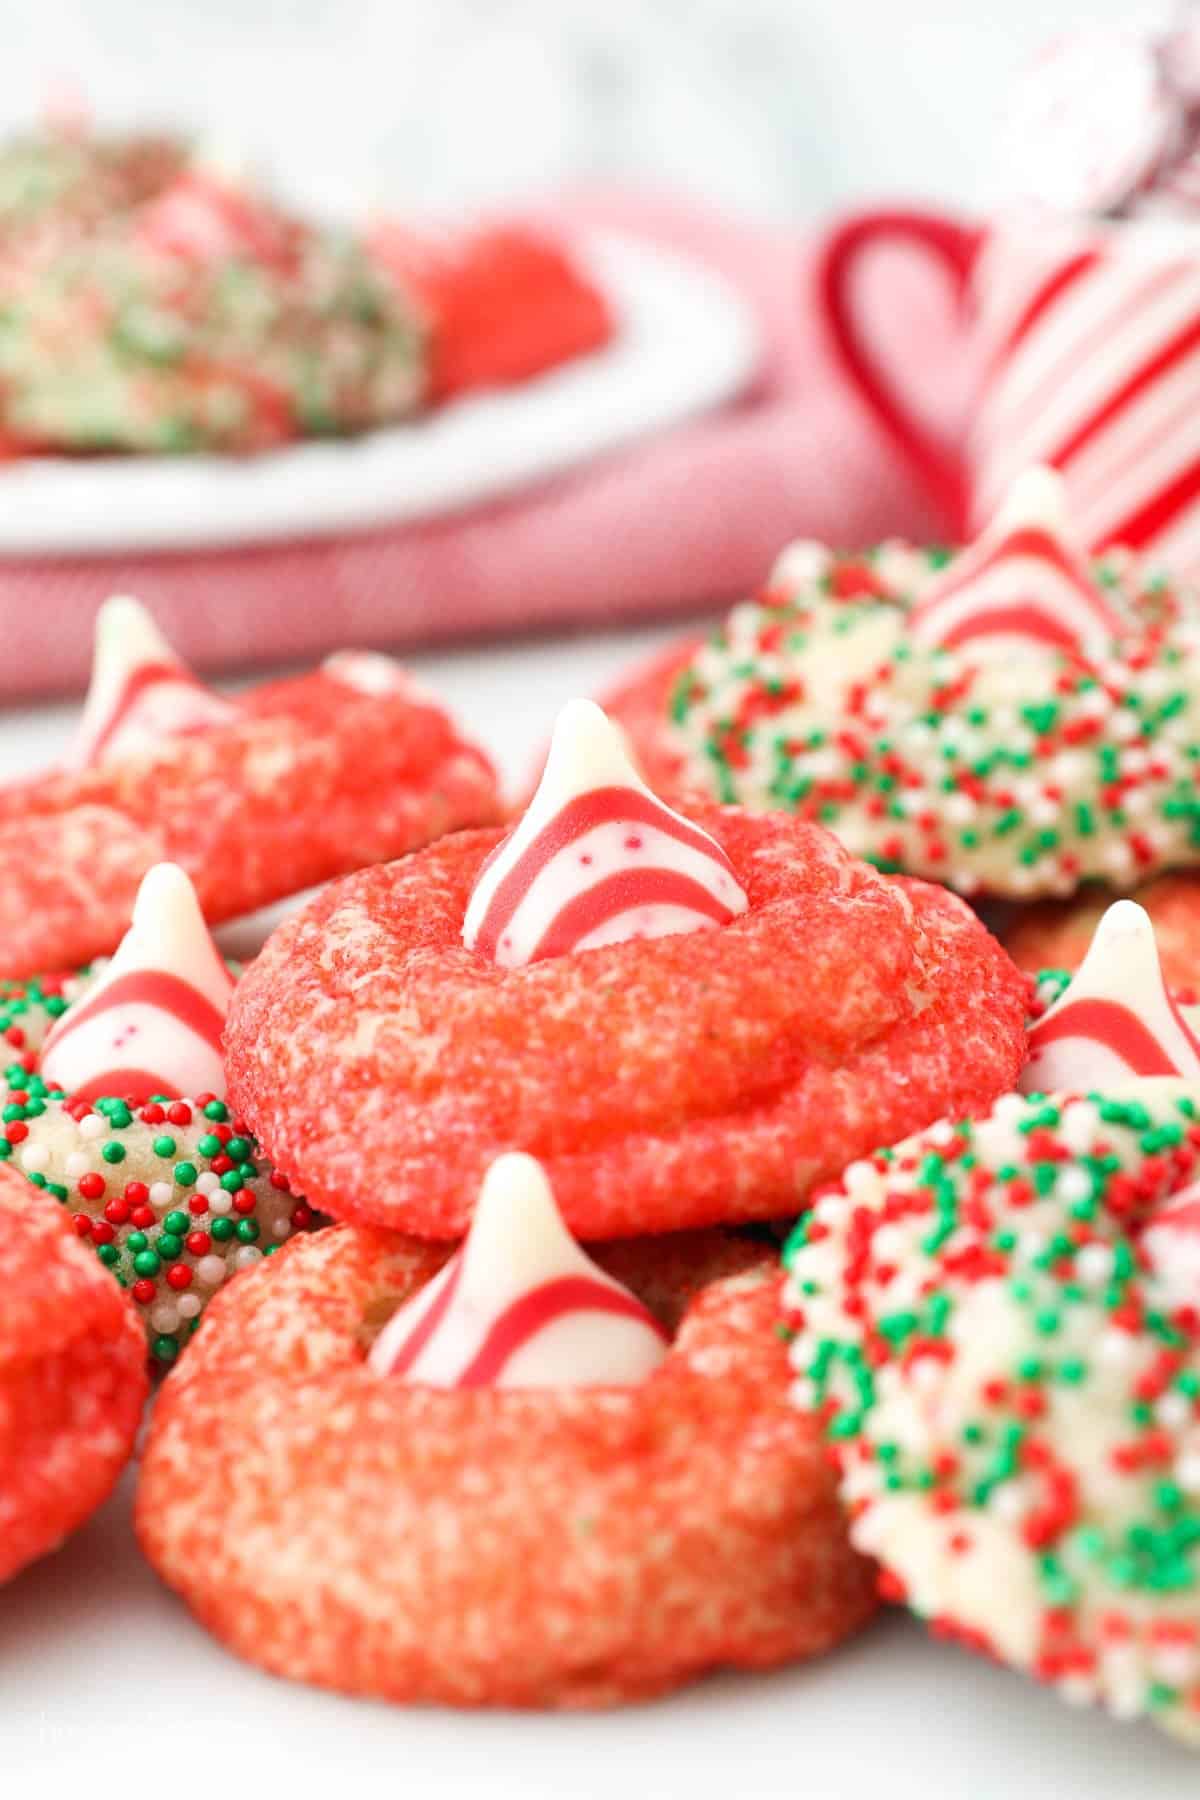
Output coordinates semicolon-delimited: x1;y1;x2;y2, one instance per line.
0;0;1179;222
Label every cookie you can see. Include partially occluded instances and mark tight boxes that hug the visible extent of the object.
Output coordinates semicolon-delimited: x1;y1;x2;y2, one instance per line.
0;598;501;977
0;138;425;454
226;701;1027;1238
137;1156;876;1706
4;1074;307;1367
0;1170;146;1584
783;1082;1200;1743
605;467;1200;900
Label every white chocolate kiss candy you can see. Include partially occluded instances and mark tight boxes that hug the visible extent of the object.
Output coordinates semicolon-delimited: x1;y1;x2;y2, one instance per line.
321;649;440;707
1021;900;1200;1094
463;698;748;968
40;863;234;1104
65;595;235;770
368;1153;669;1389
908;466;1128;660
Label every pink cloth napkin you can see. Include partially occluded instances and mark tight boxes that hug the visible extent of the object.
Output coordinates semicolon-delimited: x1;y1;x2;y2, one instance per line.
0;190;958;701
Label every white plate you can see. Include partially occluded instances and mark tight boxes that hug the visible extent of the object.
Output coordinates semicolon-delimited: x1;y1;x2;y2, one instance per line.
0;232;759;556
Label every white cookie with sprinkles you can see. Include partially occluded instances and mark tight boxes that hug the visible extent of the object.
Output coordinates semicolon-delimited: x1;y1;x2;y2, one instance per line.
783;1081;1200;1743
604;466;1200;899
0;866;312;1365
2;1068;310;1366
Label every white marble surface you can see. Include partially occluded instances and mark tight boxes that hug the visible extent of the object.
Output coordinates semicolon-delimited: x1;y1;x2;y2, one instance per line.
0;0;1178;223
0;620;1197;1795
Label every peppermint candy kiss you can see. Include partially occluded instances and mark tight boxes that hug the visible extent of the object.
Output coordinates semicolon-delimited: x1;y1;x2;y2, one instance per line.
909;467;1129;660
40;862;234;1103
368;1153;669;1389
66;595;235;770
1021;899;1200;1093
463;698;748;968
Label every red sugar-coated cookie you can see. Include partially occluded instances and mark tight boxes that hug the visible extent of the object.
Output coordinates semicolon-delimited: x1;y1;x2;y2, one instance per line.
225;804;1028;1238
1005;872;1200;993
0;663;500;978
135;1224;876;1706
0;1168;147;1584
368;222;615;402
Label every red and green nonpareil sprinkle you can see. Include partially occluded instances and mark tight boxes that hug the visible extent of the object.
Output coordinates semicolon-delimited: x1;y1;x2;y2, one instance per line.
664;546;1200;899
6;1073;312;1363
783;1087;1200;1740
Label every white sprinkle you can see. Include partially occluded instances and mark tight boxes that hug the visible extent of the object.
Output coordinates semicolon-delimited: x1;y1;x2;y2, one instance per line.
1156;1393;1191;1431
1058;1102;1099;1154
1098;1329;1137;1365
871;1224;909;1262
1075;1243;1114;1286
1153;1646;1199;1686
1176;1453;1200;1493
990;1483;1026;1522
1057;1167;1091;1204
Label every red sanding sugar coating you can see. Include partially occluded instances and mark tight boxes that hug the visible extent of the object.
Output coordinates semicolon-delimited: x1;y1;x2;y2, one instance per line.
135;1224;876;1706
0;1167;147;1584
226;804;1028;1238
0;665;500;978
1006;872;1200;993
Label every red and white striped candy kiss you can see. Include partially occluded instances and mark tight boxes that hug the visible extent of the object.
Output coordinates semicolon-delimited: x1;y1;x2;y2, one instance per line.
1020;899;1200;1094
463;698;748;969
908;466;1129;658
40;862;234;1104
369;1152;669;1389
998;27;1175;217
66;595;235;770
